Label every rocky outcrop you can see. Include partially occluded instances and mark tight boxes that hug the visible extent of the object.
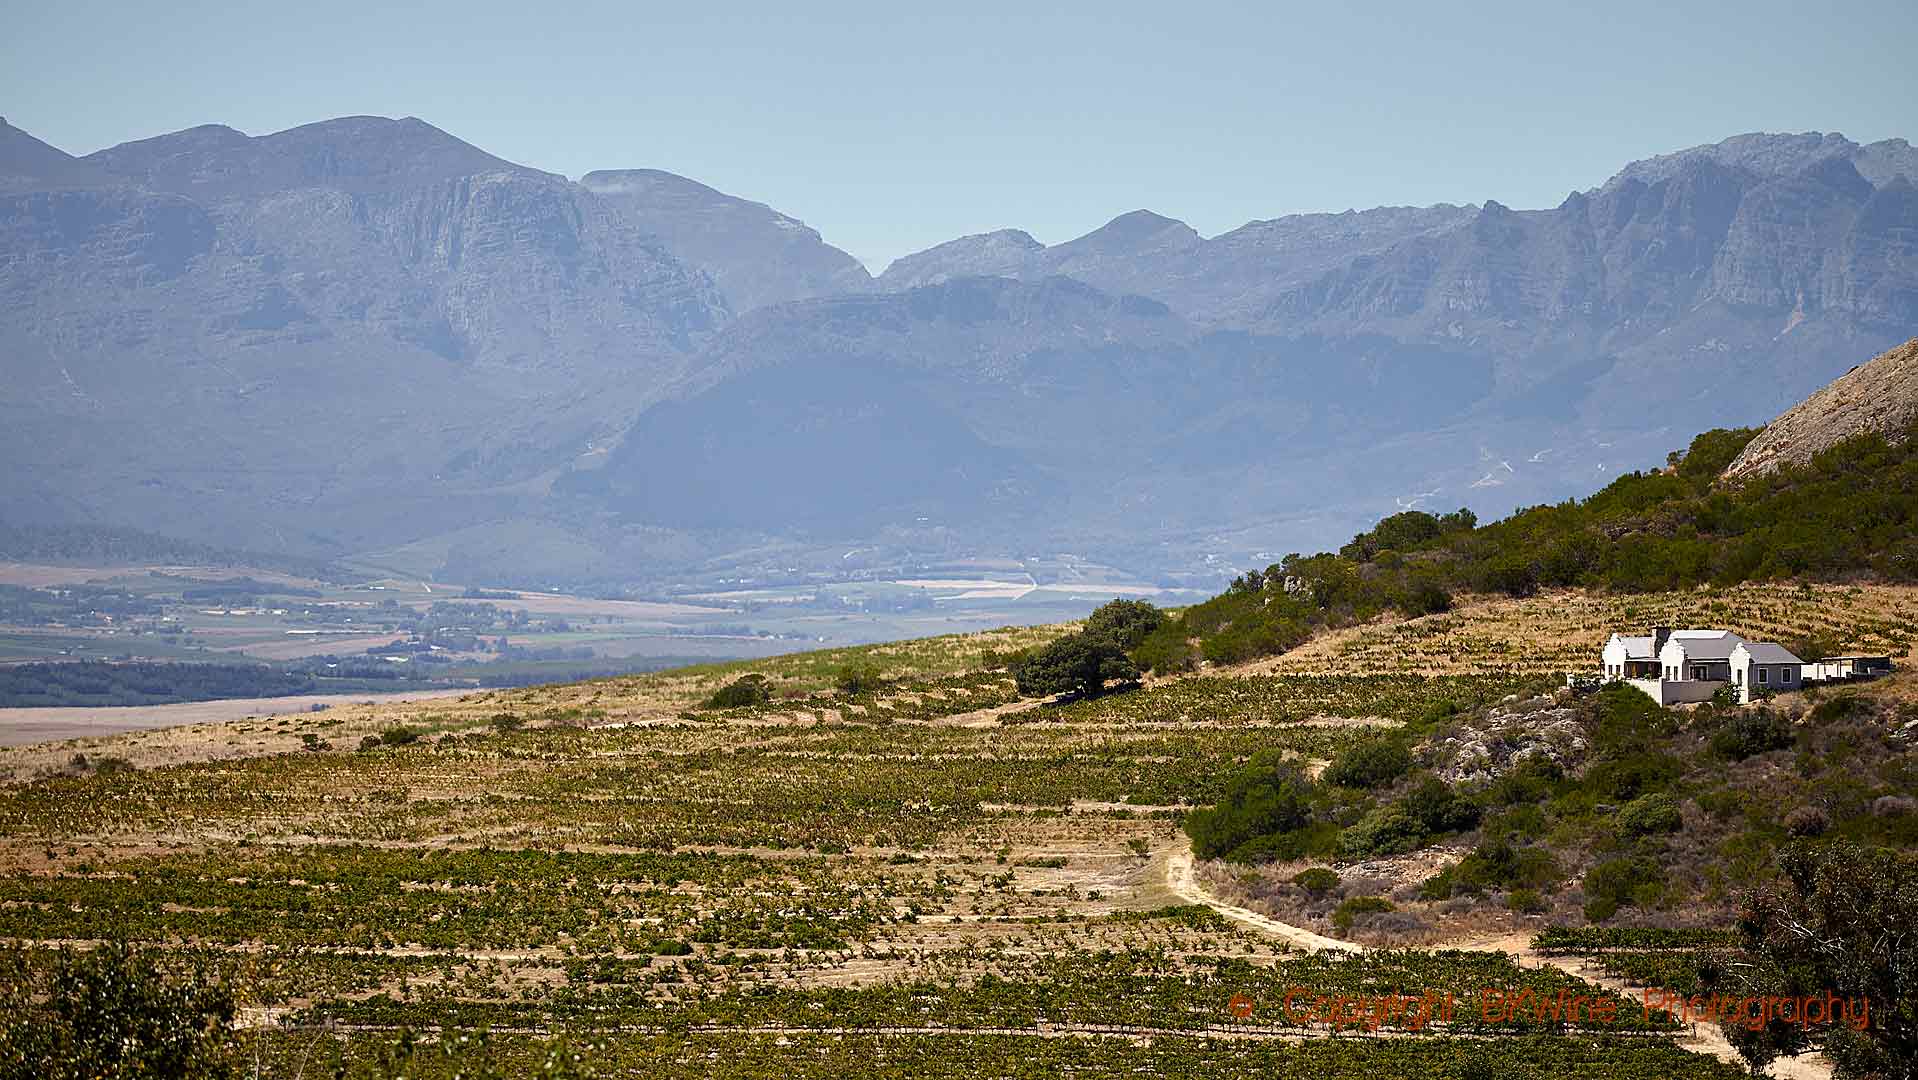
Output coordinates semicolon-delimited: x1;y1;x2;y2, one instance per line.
581;168;872;313
877;228;1045;289
1433;695;1589;787
1722;338;1918;481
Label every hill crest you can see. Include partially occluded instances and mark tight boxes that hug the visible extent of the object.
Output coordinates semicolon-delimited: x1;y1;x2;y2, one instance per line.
1722;338;1918;481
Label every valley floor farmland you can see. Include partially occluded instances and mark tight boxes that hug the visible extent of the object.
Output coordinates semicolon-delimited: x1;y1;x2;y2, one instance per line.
2;591;1888;1077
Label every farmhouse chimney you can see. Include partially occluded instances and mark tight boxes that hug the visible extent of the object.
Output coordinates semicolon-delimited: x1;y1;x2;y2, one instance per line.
1651;626;1671;654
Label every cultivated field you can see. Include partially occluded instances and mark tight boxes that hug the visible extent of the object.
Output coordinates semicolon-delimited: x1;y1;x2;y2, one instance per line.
1263;583;1918;675
4;586;1893;1077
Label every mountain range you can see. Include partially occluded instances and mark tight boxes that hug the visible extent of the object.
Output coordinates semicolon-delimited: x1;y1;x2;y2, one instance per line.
3;115;1914;592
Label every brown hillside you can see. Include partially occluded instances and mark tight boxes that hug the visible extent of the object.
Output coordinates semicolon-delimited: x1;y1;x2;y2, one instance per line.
1722;337;1918;480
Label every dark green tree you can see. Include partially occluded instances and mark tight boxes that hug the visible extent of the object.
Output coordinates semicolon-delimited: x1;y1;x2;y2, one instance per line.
1012;633;1140;699
1081;598;1166;651
1185;757;1316;859
1734;842;1918;1080
0;942;238;1080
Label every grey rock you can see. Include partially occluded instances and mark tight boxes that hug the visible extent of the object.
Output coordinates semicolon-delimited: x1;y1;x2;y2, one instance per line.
581;168;871;313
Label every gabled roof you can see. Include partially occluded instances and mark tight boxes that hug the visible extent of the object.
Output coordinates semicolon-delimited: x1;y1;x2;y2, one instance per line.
1733;641;1804;665
1607;634;1657;659
1663;629;1746;661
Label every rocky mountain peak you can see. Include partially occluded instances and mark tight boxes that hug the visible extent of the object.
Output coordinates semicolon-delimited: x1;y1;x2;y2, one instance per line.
1601;131;1918;196
877;229;1045;289
83;114;545;200
0;117;115;192
1059;209;1201;254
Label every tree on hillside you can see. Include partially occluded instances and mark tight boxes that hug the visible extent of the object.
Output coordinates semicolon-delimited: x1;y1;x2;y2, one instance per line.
1732;842;1918;1080
1082;598;1165;651
1012;632;1140;699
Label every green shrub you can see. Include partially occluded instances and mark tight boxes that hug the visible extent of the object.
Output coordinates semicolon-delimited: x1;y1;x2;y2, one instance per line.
1710;709;1793;760
1332;896;1395;932
379;725;421;746
1184;757;1315;859
1082;598;1166;651
1130;621;1195;675
1322;739;1414;789
0;941;239;1080
1507;887;1548;914
1615;792;1682;838
1012;632;1140;699
834;662;886;695
1228;821;1342;863
1398;578;1453;617
706;674;772;708
1582;856;1668;921
1584;750;1683;802
1291;867;1340;895
1425;838;1560;899
1485;757;1563;805
1401;775;1481;834
654;940;693;956
1338;805;1425;858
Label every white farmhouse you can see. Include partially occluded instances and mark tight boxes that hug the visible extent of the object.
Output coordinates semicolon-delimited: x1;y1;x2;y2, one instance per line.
1599;625;1802;705
1659;629;1745;684
1600;630;1662;680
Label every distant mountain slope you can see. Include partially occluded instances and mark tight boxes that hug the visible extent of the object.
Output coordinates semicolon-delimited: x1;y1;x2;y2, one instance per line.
880;132;1918;435
0;115;728;555
581;169;872;313
1723;337;1918;480
878;133;1918;346
564;277;1502;540
0;116;116;192
877;229;1044;289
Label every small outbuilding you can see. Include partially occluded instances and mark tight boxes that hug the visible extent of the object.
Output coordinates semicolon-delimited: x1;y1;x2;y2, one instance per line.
1730;641;1803;702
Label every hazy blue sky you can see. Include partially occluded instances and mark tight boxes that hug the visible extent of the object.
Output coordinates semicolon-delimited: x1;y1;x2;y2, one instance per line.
5;0;1914;269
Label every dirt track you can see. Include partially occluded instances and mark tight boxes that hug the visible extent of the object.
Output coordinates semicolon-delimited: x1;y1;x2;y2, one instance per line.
1162;838;1831;1079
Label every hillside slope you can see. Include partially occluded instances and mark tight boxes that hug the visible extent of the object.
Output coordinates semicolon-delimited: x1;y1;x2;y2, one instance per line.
1722;337;1918;480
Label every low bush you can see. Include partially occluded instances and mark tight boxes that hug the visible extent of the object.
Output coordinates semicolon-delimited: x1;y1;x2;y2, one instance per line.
1338;806;1424;858
1709;709;1793;760
1422;838;1560;899
1292;867;1340;895
834;662;887;695
707;674;772;708
1332;896;1395;932
0;941;238;1080
1184;757;1315;860
1322;740;1414;789
1582;856;1669;921
1615;793;1683;838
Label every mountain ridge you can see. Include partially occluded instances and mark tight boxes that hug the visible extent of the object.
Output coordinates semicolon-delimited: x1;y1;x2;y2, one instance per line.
4;118;1914;592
